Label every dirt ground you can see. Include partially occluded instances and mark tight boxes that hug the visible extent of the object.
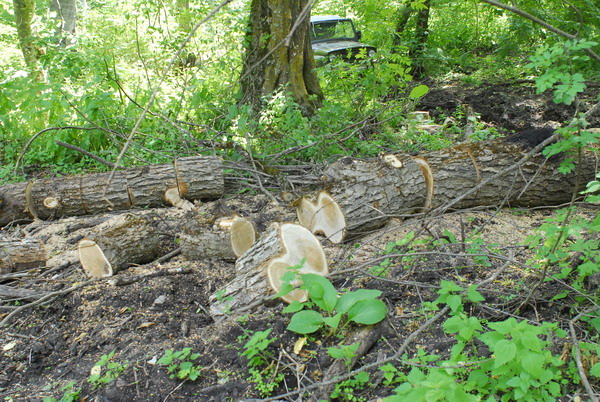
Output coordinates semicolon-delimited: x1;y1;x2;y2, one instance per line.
1;81;599;401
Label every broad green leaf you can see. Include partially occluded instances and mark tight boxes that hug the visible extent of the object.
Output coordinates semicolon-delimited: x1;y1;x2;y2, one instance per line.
282;300;304;313
521;351;544;377
466;285;485;303
446;295;463;313
443;316;464;334
337;289;383;314
590;363;600;378
493;340;517;368
438;280;464;294
286;310;324;334
409;84;429;99
301;274;338;313
322;313;342;329
347;299;387;325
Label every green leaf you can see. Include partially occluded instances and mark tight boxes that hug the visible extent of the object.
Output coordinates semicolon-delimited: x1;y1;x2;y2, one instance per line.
521;351;544;377
443;316;464;334
409;84;429;99
301;274;338;313
347;299;387;325
493;340;517;368
337;289;383;314
282;300;304;313
590;363;600;378
466;285;485;303
446;295;463;313
286;310;324;334
322;312;342;329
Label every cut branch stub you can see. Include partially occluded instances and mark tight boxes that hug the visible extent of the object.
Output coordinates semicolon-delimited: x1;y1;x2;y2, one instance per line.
209;223;328;317
296;191;346;244
78;239;112;277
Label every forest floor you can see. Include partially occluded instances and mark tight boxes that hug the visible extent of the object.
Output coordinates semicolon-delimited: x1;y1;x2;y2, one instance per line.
1;80;599;401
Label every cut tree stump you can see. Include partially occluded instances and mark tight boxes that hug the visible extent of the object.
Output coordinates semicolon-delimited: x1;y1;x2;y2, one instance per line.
77;213;165;277
300;134;599;242
0;239;46;274
179;217;257;261
209;223;328;317
0;156;224;227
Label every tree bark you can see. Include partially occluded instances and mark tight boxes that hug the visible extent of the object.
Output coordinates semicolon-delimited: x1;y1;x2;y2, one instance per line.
240;0;323;115
409;0;430;79
0;238;46;274
209;223;327;317
50;0;77;44
77;212;168;277
0;156;224;228
12;0;43;72
392;1;414;49
315;136;599;241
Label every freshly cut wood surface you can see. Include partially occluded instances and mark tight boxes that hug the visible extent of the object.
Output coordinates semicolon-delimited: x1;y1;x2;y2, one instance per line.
209;223;327;316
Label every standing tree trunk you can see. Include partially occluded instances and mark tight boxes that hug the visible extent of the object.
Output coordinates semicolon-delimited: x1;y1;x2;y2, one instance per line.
50;0;78;44
240;0;323;115
392;1;414;50
409;0;430;79
13;0;43;71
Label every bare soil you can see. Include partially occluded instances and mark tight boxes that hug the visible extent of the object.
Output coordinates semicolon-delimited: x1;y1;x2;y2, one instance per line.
1;81;599;401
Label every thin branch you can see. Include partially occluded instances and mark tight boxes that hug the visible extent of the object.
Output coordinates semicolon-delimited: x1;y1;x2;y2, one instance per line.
569;309;600;402
55;140;119;168
14;126;98;175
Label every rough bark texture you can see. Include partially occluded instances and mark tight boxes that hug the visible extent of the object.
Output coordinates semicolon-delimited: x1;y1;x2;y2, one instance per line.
209;224;283;316
240;0;323;115
0;284;47;300
179;232;237;261
0;156;224;227
0;239;46;274
12;0;41;69
322;138;599;240
78;213;164;276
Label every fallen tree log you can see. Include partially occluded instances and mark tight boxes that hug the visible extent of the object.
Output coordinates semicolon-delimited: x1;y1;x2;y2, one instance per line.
0;239;46;274
209;223;328;317
179;217;257;261
78;213;169;277
0;156;224;228
300;132;599;242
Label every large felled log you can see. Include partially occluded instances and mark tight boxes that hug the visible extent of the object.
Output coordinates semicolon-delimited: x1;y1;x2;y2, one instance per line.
209;223;328;317
301;133;599;242
77;213;166;277
0;156;223;227
0;239;46;274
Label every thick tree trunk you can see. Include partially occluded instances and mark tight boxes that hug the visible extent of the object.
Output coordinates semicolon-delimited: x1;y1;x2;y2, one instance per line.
392;2;414;49
304;135;599;241
0;156;224;228
50;0;77;43
0;239;46;274
240;0;323;115
12;0;43;72
409;0;430;79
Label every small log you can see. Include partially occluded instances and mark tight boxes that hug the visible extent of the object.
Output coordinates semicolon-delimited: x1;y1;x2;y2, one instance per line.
209;223;328;316
305;133;599;242
0;239;46;274
179;217;257;261
77;213;164;277
0;156;224;227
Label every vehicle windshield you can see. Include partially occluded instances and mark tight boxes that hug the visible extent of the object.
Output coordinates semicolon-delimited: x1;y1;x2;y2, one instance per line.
310;20;356;42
